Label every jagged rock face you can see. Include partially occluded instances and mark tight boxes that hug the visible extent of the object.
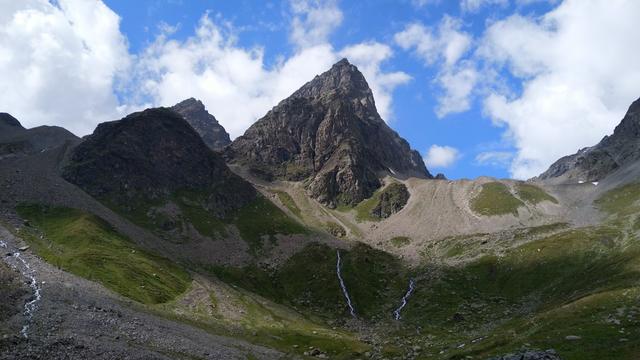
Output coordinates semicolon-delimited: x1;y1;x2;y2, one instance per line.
171;98;231;151
371;183;410;219
538;97;640;182
0;113;78;157
62;108;255;216
226;59;431;207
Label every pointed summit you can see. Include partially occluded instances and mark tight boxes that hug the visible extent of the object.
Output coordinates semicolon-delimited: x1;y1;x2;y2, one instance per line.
290;58;373;102
226;59;431;208
172;98;231;151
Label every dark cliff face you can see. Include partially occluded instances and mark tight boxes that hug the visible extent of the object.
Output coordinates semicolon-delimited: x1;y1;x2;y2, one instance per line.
171;98;231;151
538;97;640;182
0;113;78;157
226;58;431;207
62;108;255;215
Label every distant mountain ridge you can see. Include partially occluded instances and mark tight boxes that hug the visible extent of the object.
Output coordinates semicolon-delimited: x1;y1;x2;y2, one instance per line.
538;97;640;182
0;112;79;158
171;98;231;151
226;58;431;207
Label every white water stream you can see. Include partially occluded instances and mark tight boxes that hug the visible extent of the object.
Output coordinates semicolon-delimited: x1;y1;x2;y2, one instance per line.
1;239;42;338
393;278;415;320
336;250;356;317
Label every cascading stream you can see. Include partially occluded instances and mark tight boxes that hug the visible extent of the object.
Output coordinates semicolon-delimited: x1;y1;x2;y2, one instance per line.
1;239;42;338
393;278;415;320
336;250;356;317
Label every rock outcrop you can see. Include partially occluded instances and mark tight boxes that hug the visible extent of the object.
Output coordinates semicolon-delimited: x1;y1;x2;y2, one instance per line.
62;107;255;216
370;183;410;219
538;97;640;182
226;59;430;207
171;98;231;151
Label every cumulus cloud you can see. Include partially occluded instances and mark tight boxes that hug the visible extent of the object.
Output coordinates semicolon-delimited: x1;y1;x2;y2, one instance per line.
394;17;471;67
0;0;130;135
424;145;460;168
461;0;509;12
436;63;478;117
394;16;477;117
290;0;343;49
479;0;640;178
133;14;338;138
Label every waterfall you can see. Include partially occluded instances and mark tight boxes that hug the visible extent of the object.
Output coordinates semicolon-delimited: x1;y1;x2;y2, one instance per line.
393;278;415;320
1;238;42;338
336;250;356;317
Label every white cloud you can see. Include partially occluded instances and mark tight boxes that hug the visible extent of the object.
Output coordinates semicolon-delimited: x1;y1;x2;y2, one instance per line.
436;63;478;117
424;145;460;168
479;0;640;179
394;16;476;117
475;151;513;167
0;0;130;135
290;0;343;49
461;0;508;12
394;17;471;67
134;15;339;138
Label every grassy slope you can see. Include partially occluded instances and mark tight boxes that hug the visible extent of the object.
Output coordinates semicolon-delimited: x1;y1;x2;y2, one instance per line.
396;183;640;359
152;276;369;359
103;191;307;255
337;182;404;223
274;190;302;219
16;204;191;304
391;236;411;248
213;243;409;320
471;182;524;216
232;196;308;253
515;182;558;204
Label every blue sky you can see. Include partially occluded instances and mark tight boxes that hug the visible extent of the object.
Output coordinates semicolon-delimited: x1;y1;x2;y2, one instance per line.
2;1;639;180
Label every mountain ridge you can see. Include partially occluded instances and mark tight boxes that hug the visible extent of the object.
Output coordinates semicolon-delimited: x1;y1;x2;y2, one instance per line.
538;97;640;183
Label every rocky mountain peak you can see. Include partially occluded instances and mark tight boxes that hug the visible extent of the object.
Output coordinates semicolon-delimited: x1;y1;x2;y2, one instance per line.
538;96;640;182
171;98;231;151
226;58;430;207
62;107;254;214
289;58;374;106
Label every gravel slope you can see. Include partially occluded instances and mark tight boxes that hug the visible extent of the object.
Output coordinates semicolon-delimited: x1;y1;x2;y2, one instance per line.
0;224;283;360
